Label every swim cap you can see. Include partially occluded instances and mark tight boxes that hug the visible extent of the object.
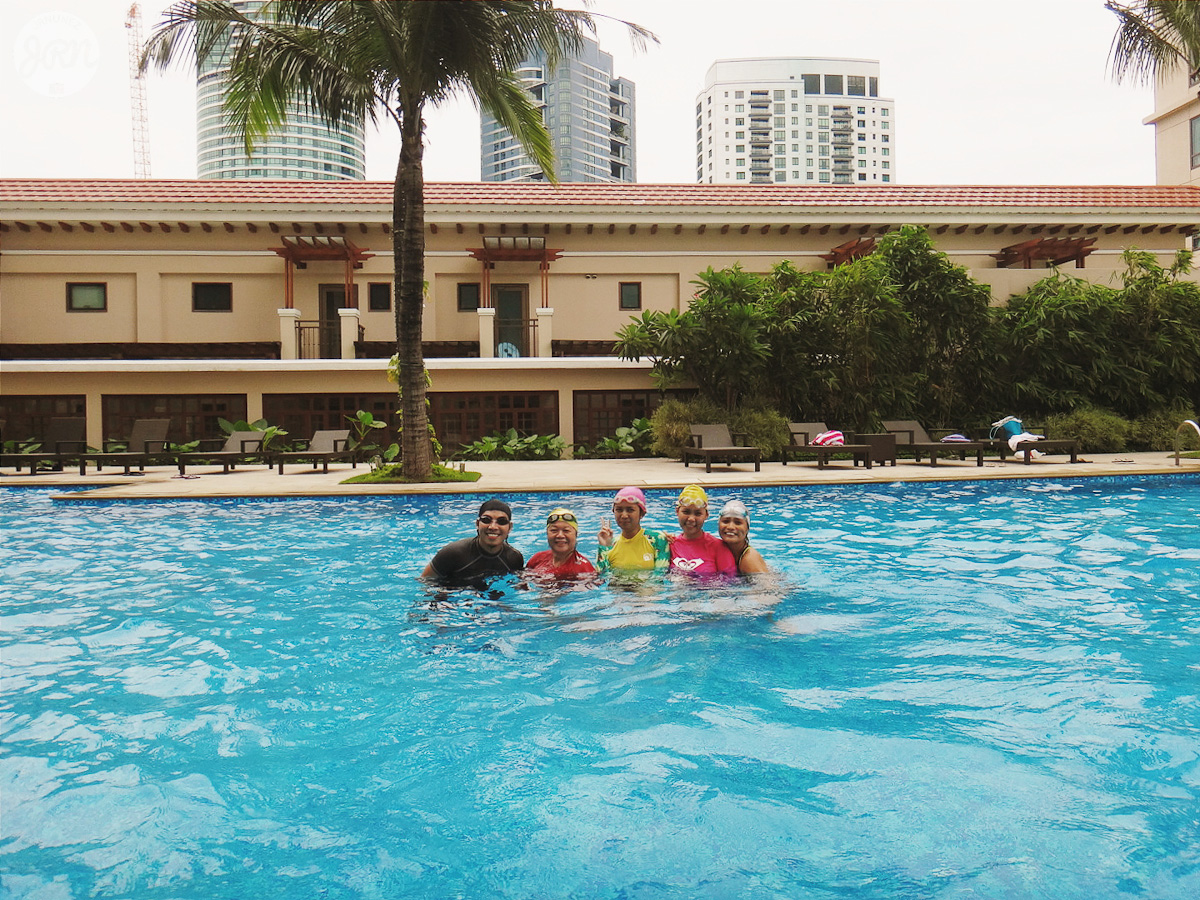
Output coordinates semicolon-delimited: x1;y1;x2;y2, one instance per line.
719;500;748;521
676;484;708;508
613;486;647;514
545;507;578;530
478;498;512;518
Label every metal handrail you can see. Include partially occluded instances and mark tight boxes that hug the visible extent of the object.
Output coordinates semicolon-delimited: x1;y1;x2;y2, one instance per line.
296;320;366;359
1175;419;1200;466
494;317;538;358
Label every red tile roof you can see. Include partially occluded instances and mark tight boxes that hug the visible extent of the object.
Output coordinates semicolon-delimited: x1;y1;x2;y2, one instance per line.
2;179;1200;211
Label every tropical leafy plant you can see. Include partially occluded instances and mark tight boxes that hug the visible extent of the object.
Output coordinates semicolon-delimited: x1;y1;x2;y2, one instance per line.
458;429;566;461
346;409;398;463
592;417;653;456
615;265;771;412
217;417;288;450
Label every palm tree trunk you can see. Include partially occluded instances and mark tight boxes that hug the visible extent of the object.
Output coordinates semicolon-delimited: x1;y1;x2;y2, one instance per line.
394;96;432;478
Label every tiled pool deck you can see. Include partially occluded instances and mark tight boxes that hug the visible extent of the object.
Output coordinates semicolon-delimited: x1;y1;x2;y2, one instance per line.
2;451;1196;501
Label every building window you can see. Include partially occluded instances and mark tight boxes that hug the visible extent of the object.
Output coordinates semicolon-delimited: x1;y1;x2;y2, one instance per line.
619;282;642;310
457;282;481;312
802;74;821;94
1191;116;1200;168
368;282;391;311
67;282;107;311
192;282;232;312
824;74;843;95
847;75;866;96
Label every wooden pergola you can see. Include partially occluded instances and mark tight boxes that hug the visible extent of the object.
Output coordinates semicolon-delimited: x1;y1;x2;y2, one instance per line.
991;236;1097;269
271;236;374;308
467;236;563;308
819;236;877;268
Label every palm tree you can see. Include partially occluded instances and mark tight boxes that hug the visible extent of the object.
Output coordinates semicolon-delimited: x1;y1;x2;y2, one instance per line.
1107;0;1200;83
143;1;653;478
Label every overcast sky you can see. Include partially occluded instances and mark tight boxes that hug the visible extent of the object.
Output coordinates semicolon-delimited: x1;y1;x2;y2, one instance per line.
0;0;1161;185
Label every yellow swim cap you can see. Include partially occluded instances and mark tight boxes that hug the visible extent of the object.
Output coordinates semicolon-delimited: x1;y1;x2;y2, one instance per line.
676;484;708;508
545;507;578;530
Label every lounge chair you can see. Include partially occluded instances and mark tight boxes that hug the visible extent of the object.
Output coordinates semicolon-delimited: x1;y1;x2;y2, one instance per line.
977;422;1080;464
681;424;761;473
82;418;171;475
271;429;356;474
780;421;873;469
1;417;88;475
882;419;985;467
174;430;266;475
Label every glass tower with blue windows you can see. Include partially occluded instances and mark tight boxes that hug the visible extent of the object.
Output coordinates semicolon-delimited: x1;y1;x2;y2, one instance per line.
482;36;635;183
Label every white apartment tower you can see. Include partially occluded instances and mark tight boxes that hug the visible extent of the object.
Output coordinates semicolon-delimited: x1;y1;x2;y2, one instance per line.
482;35;635;183
696;58;895;185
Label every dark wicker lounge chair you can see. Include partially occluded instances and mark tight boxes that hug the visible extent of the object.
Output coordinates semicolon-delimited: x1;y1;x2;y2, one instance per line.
681;425;761;473
83;418;171;475
1;417;88;474
882;419;985;467
174;430;266;475
780;421;873;469
271;429;356;474
978;422;1081;464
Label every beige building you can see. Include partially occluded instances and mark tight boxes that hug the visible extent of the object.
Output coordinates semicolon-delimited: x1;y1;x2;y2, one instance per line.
1145;67;1200;187
2;179;1198;452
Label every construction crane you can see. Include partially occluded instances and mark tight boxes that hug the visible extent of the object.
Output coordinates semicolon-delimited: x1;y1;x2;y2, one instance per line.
125;3;152;179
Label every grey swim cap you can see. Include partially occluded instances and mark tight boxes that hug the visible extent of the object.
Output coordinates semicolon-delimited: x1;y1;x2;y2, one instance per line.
719;500;748;521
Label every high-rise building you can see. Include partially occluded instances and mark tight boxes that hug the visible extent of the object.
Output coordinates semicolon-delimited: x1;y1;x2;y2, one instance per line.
1144;67;1200;187
482;35;635;183
696;57;895;185
195;3;366;180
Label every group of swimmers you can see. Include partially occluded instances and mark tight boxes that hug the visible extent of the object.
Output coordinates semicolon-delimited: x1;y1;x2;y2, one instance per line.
421;484;768;585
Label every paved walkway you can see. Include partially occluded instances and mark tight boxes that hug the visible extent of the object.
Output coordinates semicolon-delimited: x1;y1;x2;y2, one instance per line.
2;451;1196;501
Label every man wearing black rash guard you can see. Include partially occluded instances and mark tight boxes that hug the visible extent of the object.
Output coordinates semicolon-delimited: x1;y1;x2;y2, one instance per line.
421;498;524;584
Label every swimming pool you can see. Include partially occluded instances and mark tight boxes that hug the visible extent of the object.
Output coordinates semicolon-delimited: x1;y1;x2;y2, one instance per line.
2;476;1198;899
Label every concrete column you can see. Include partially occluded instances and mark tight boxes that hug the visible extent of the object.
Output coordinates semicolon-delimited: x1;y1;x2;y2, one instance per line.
134;270;163;342
477;307;496;358
535;307;554;359
338;307;361;360
277;308;301;359
86;389;104;448
246;393;264;424
556;385;573;459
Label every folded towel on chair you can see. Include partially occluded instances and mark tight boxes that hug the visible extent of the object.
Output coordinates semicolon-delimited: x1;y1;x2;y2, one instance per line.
813;430;845;446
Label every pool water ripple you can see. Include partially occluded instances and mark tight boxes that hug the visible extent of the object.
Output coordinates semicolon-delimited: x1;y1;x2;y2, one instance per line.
2;478;1199;898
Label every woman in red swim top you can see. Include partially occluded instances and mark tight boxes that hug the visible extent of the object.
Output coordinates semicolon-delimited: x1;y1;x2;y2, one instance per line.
668;484;737;576
526;507;596;578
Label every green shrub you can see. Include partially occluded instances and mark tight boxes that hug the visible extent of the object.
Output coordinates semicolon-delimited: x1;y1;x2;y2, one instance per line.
1129;405;1200;452
1044;408;1130;453
729;407;792;458
649;398;790;459
649;397;725;458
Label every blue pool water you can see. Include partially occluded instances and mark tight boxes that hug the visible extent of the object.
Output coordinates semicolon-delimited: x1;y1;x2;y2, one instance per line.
2;476;1199;899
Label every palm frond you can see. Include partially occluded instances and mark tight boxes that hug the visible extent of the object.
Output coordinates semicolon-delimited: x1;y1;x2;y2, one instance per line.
1108;0;1200;83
